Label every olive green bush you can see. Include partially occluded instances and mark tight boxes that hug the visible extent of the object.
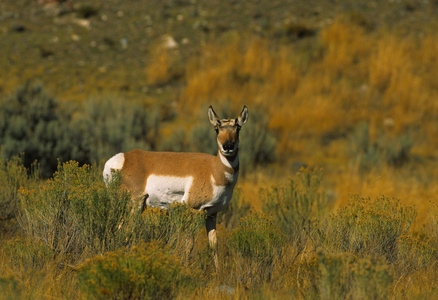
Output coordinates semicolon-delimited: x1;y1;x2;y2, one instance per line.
159;128;186;152
350;122;412;171
0;156;29;230
0;82;72;177
228;212;286;285
71;97;161;165
0;274;23;300
396;203;438;272
317;252;393;300
263;168;326;241
2;236;52;272
238;107;277;172
18;161;131;262
187;121;218;155
312;195;416;261
397;232;437;272
0;84;161;177
128;203;205;259
428;203;438;254
77;241;194;300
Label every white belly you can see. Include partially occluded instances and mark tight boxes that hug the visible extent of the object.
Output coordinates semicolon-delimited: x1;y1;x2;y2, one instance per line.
145;175;193;209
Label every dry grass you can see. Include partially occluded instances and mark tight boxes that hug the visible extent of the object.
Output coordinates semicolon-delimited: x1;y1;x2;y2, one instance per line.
146;42;179;87
182;34;301;114
330;164;438;229
0;237;82;299
178;18;438;156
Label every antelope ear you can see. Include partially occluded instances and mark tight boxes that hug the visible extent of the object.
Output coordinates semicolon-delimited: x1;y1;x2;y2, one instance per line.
237;105;249;126
208;106;220;126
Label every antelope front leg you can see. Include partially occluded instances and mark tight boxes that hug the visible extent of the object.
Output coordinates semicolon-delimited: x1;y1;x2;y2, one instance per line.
206;213;219;271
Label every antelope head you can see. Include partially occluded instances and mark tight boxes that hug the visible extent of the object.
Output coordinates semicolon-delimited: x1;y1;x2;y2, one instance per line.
208;105;249;158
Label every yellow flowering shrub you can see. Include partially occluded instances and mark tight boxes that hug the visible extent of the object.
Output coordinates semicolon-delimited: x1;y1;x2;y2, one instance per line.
0;156;29;231
312;195;416;261
317;252;393;299
129;202;205;259
228;212;286;285
262;168;326;240
77;241;194;299
18;161;131;262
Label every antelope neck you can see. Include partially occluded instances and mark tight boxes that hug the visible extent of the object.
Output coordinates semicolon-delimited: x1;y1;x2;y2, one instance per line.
218;150;239;172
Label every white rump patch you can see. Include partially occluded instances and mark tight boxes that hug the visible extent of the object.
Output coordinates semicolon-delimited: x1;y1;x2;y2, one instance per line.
103;153;125;185
145;175;193;209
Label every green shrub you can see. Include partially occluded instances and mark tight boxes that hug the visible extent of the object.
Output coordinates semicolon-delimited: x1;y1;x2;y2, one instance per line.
238;107;277;171
397;232;437;272
350;122;412;171
312;195;416;261
188;121;218;155
70;96;161;165
397;203;438;271
129;207;170;243
263;168;327;242
229;212;286;263
317;252;353;300
0;273;23;300
0;83;162;177
77;241;194;300
159;114;217;154
428;202;438;255
2;236;52;271
159;128;187;152
0;82;72;177
0;156;29;229
228;212;286;284
128;203;205;259
19;161;131;262
317;252;393;300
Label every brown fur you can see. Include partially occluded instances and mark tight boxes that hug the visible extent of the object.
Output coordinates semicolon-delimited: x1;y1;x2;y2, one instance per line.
121;149;238;209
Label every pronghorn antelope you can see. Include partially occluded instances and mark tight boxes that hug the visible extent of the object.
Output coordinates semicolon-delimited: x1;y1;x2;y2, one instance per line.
103;105;249;268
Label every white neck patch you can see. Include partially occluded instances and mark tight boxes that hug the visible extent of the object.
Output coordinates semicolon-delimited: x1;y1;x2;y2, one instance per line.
219;151;239;169
224;170;238;182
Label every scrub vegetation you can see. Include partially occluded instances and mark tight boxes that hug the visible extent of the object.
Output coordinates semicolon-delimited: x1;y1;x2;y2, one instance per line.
1;0;438;298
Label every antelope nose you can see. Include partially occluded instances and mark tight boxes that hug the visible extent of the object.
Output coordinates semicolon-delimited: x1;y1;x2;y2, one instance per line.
223;141;234;151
